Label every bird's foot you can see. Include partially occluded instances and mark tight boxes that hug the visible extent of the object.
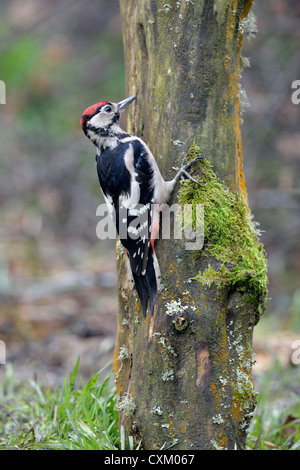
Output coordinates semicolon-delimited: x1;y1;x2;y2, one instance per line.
175;153;203;185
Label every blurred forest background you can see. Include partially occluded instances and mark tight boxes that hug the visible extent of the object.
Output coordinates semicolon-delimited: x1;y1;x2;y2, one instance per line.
0;0;299;407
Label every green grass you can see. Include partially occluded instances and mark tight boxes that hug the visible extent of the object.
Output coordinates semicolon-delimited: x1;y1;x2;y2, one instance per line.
247;395;300;450
247;357;300;450
0;359;119;450
0;358;299;450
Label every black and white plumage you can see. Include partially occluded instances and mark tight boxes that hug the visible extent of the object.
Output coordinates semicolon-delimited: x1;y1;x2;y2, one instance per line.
81;95;200;315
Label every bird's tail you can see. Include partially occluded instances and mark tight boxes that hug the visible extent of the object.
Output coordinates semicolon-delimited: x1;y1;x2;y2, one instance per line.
128;246;160;316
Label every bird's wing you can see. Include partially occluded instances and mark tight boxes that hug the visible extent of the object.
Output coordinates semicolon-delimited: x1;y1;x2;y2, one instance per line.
96;138;160;315
116;139;155;276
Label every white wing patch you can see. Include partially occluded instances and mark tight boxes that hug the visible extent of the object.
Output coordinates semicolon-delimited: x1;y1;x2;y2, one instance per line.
120;144;141;208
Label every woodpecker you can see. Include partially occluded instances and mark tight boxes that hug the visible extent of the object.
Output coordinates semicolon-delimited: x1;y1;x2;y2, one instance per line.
81;95;200;316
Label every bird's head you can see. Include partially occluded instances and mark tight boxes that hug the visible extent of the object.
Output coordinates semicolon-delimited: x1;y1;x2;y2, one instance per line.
81;95;136;144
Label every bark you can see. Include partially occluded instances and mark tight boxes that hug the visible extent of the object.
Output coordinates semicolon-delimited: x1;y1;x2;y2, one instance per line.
114;0;266;450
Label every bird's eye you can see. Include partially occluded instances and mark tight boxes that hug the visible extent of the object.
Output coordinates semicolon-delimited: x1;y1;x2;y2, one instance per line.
104;105;113;113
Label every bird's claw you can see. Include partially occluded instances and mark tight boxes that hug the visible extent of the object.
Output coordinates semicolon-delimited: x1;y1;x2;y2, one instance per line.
177;153;203;185
180;169;200;185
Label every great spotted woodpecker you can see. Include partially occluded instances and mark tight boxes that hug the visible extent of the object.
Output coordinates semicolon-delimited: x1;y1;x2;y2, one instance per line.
81;95;200;315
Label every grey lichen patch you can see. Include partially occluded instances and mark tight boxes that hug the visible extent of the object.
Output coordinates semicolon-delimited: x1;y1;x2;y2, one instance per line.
176;0;194;6
240;55;250;71
153;332;177;357
239;11;257;41
212;414;225;425
117;346;131;361
178;143;268;319
172;139;185;147
219;376;228;386
117;393;136;417
158;0;194;22
165;299;188;317
115;346;131;379
238;84;250;116
152;406;164;416
161;423;169;429
161;370;175;382
158;4;172;14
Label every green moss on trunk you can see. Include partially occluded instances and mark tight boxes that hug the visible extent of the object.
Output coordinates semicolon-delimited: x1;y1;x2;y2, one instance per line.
178;143;268;320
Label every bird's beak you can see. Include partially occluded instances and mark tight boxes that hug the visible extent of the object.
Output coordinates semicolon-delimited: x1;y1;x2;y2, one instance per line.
117;95;136;112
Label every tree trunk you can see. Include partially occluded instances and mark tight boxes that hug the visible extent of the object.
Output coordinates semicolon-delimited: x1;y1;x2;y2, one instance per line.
114;0;267;450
